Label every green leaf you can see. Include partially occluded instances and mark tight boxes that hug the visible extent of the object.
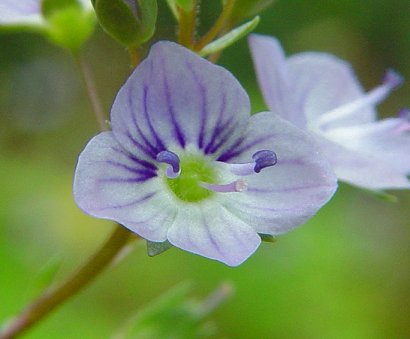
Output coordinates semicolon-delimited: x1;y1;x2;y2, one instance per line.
231;0;276;23
146;240;173;256
198;16;260;56
93;0;157;47
165;0;179;20
114;282;232;339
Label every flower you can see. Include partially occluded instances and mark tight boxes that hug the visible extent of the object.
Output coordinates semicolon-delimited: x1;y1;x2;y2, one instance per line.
73;41;337;266
249;34;410;190
0;0;92;28
0;0;44;27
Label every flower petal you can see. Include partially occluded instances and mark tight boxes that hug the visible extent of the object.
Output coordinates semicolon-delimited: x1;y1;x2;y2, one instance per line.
218;112;337;235
286;51;378;128
167;200;261;266
73;132;177;241
0;0;44;26
316;135;410;190
324;118;410;174
111;41;250;160
248;34;305;128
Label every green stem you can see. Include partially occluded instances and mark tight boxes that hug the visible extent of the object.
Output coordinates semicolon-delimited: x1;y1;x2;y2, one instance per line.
0;225;134;339
194;0;235;52
76;53;108;131
177;0;199;48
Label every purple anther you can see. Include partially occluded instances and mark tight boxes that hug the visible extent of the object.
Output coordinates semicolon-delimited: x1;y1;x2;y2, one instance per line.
383;69;404;88
252;150;277;173
156;150;180;178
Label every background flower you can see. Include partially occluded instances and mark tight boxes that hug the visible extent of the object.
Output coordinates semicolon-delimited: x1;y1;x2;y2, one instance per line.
249;34;410;190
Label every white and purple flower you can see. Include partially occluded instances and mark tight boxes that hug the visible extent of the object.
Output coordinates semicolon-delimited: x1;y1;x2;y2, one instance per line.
249;34;410;190
73;41;337;266
0;0;92;28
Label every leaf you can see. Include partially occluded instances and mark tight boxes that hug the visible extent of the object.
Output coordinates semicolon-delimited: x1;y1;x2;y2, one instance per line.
231;0;276;23
198;16;260;56
114;282;233;339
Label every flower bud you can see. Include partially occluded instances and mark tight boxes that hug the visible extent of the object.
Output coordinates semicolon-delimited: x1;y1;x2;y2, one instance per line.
92;0;157;47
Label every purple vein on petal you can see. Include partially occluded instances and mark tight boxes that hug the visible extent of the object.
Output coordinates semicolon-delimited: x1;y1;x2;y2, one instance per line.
98;175;155;184
127;82;159;155
93;192;157;211
185;62;208;149
105;160;157;177
206;119;239;155
203;91;227;153
201;212;224;257
247;183;335;193
111;146;157;170
126;131;157;158
160;57;186;148
217;134;275;162
142;80;166;151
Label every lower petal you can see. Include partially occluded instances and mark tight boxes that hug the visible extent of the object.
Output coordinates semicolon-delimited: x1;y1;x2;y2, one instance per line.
167;200;261;266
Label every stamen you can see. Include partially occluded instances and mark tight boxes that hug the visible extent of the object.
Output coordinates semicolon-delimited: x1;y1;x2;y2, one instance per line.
252;150;278;173
201;179;248;193
156;150;181;179
225;150;278;176
316;69;403;129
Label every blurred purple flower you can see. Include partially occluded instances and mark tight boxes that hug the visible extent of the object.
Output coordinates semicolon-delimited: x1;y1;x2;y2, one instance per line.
73;41;337;266
0;0;44;26
249;34;410;190
0;0;92;27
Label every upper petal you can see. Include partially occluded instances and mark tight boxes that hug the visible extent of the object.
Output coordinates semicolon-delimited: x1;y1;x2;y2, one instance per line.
316;135;410;190
0;0;44;26
324;118;410;174
110;41;250;160
167;200;261;266
218;112;337;235
248;34;305;128
73;132;177;241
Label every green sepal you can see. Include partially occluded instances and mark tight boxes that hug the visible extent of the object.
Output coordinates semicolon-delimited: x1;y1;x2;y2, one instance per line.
259;234;277;243
230;0;275;24
146;240;173;256
92;0;157;47
198;16;260;56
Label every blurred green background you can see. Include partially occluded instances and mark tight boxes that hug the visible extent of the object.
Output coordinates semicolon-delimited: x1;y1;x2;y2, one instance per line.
1;1;410;338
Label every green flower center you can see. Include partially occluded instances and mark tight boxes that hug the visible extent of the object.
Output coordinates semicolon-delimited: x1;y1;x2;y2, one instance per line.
165;154;217;202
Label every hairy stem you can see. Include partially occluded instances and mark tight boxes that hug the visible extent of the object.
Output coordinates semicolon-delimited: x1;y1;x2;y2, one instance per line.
177;0;199;48
76;53;108;131
0;226;134;339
